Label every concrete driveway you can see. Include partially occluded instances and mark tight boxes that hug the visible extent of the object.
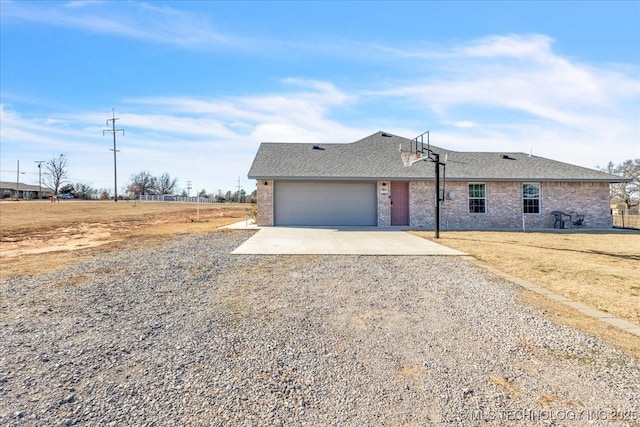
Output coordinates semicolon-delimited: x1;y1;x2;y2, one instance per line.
231;226;465;255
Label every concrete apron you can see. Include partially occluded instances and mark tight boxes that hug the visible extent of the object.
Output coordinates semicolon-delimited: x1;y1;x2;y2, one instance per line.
231;226;466;256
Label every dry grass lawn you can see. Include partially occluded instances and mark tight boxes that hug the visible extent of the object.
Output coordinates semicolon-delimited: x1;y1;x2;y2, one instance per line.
0;199;251;234
413;230;640;359
0;200;250;278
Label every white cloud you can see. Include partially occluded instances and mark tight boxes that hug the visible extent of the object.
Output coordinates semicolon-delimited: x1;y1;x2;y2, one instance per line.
0;81;371;191
1;33;638;192
449;121;476;129
461;34;554;59
1;1;241;49
124;79;364;144
63;1;105;8
363;34;639;167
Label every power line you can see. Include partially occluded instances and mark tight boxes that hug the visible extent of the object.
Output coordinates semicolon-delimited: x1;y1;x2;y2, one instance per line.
103;109;124;202
0;169;39;175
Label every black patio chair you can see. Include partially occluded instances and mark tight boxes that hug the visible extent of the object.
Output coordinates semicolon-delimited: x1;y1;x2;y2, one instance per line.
551;211;572;229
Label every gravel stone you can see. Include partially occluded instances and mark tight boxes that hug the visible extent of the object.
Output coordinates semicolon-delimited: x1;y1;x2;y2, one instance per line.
1;231;638;426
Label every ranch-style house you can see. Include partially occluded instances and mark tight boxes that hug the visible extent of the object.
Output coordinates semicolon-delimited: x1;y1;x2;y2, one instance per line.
247;131;625;229
0;181;52;200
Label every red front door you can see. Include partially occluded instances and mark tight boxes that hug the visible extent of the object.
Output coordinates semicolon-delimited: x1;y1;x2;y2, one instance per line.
390;181;409;226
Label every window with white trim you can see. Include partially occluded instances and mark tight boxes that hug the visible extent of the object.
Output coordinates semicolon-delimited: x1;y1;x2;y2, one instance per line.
523;183;540;213
468;183;486;213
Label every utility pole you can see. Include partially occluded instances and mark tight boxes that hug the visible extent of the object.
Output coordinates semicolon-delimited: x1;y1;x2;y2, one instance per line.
103;109;124;202
15;160;25;200
196;184;200;221
35;160;44;199
186;180;192;197
237;177;242;203
16;160;20;200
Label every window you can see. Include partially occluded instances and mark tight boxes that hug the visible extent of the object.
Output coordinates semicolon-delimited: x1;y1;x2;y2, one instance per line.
468;183;486;213
523;183;540;213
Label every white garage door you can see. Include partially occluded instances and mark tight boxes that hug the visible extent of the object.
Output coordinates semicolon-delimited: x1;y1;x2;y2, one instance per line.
274;181;377;226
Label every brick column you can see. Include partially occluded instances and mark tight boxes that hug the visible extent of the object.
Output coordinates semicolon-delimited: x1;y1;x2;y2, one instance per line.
377;181;390;226
256;180;274;226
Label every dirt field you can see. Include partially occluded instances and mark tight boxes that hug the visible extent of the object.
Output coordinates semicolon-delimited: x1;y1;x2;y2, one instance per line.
413;230;640;359
0;200;250;278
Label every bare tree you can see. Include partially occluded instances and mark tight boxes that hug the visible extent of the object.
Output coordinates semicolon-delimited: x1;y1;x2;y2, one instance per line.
153;172;178;195
44;154;68;195
127;171;155;198
600;159;640;212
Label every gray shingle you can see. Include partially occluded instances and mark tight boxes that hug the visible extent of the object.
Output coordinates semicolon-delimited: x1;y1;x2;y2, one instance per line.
248;131;626;182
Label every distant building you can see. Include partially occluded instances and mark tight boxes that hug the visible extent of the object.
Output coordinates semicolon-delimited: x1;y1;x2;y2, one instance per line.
0;181;52;199
611;202;639;215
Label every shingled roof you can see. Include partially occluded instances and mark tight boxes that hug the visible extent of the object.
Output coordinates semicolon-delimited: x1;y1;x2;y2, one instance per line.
248;131;625;182
0;181;45;192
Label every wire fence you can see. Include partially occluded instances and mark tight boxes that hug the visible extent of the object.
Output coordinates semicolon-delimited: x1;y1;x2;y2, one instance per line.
613;214;639;229
138;194;221;203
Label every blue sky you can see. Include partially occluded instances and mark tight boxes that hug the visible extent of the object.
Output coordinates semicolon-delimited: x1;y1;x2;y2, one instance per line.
1;1;639;196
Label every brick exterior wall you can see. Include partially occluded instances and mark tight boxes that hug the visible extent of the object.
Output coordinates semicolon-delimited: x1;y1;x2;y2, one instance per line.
258;179;611;229
256;180;273;226
409;181;436;228
538;182;612;228
440;181;524;229
377;181;391;226
403;180;612;229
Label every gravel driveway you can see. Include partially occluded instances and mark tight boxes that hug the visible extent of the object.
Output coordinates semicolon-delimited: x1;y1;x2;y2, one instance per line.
1;231;638;426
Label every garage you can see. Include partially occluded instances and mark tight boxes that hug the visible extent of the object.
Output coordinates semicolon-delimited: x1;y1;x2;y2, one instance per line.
274;181;377;226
